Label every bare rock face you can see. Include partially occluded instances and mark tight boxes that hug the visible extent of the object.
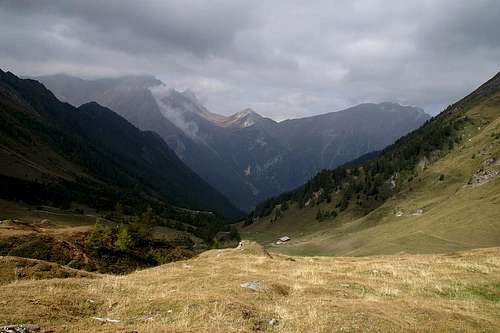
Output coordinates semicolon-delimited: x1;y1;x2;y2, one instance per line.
467;168;500;187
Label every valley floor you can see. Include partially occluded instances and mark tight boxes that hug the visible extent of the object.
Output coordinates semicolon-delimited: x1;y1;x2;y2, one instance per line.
1;241;499;332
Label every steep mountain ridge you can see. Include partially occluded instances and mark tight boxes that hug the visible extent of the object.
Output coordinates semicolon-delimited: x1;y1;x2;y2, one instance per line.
35;75;261;210
36;74;430;211
242;72;500;256
0;70;241;217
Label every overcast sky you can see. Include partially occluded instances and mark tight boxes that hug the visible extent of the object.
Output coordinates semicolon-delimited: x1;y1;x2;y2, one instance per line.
1;1;499;119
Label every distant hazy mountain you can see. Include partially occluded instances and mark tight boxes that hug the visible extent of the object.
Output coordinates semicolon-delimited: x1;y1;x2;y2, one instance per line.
1;70;240;217
36;74;430;210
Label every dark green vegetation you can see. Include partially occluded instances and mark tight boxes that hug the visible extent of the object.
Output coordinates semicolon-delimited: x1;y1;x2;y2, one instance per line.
0;69;245;273
250;73;498;221
0;203;241;274
243;72;500;257
0;69;241;218
82;221;194;273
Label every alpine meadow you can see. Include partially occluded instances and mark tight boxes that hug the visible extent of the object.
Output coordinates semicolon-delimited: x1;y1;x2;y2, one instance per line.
0;1;499;332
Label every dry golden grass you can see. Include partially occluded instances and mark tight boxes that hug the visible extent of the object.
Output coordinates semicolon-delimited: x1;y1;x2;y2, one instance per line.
0;256;97;285
1;241;499;332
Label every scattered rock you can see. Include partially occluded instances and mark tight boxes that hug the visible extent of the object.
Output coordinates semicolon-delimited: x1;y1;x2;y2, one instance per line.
483;157;500;166
144;311;162;322
92;317;120;323
240;281;265;292
269;318;279;326
395;210;404;217
412;209;423;216
0;324;40;333
231;240;272;258
467;168;499;187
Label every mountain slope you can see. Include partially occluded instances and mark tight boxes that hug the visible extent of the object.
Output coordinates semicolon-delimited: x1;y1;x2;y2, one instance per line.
37;74;429;211
35;74;261;211
0;70;241;217
243;72;500;256
276;102;430;172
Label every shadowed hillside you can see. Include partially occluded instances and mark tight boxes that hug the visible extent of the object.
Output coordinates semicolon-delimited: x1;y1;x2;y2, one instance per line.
36;74;429;210
0;70;241;218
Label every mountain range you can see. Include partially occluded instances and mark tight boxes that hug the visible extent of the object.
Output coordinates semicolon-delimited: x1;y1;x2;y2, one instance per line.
36;74;430;211
0;70;240;217
243;71;500;256
1;69;499;333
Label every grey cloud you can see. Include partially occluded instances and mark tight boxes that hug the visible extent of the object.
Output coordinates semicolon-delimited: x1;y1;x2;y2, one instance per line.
0;0;499;118
2;0;253;56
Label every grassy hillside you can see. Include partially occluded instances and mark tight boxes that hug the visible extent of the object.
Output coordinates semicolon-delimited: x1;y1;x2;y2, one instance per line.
0;242;499;332
0;256;97;285
242;73;500;256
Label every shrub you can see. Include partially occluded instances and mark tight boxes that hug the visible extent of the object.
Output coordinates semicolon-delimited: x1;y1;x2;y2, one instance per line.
115;227;134;252
229;226;241;242
9;239;51;260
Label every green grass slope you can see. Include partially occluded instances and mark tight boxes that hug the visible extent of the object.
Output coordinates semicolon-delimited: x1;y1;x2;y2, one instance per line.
242;73;500;256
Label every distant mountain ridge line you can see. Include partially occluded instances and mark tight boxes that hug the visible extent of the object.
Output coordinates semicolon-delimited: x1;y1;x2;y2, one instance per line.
35;73;430;211
33;73;429;123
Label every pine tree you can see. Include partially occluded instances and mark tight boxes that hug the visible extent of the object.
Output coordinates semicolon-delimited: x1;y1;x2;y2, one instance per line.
115;227;134;252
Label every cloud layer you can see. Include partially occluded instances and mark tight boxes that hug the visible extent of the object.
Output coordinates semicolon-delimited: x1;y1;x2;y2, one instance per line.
1;0;499;119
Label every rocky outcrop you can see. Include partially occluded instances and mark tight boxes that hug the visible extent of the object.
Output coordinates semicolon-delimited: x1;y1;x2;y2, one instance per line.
467;168;499;187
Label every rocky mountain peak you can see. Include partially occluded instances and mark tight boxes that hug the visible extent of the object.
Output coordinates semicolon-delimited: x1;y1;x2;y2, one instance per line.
226;108;263;128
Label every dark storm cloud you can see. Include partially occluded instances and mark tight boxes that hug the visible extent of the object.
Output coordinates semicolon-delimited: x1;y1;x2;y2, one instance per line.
2;0;253;56
0;0;499;119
